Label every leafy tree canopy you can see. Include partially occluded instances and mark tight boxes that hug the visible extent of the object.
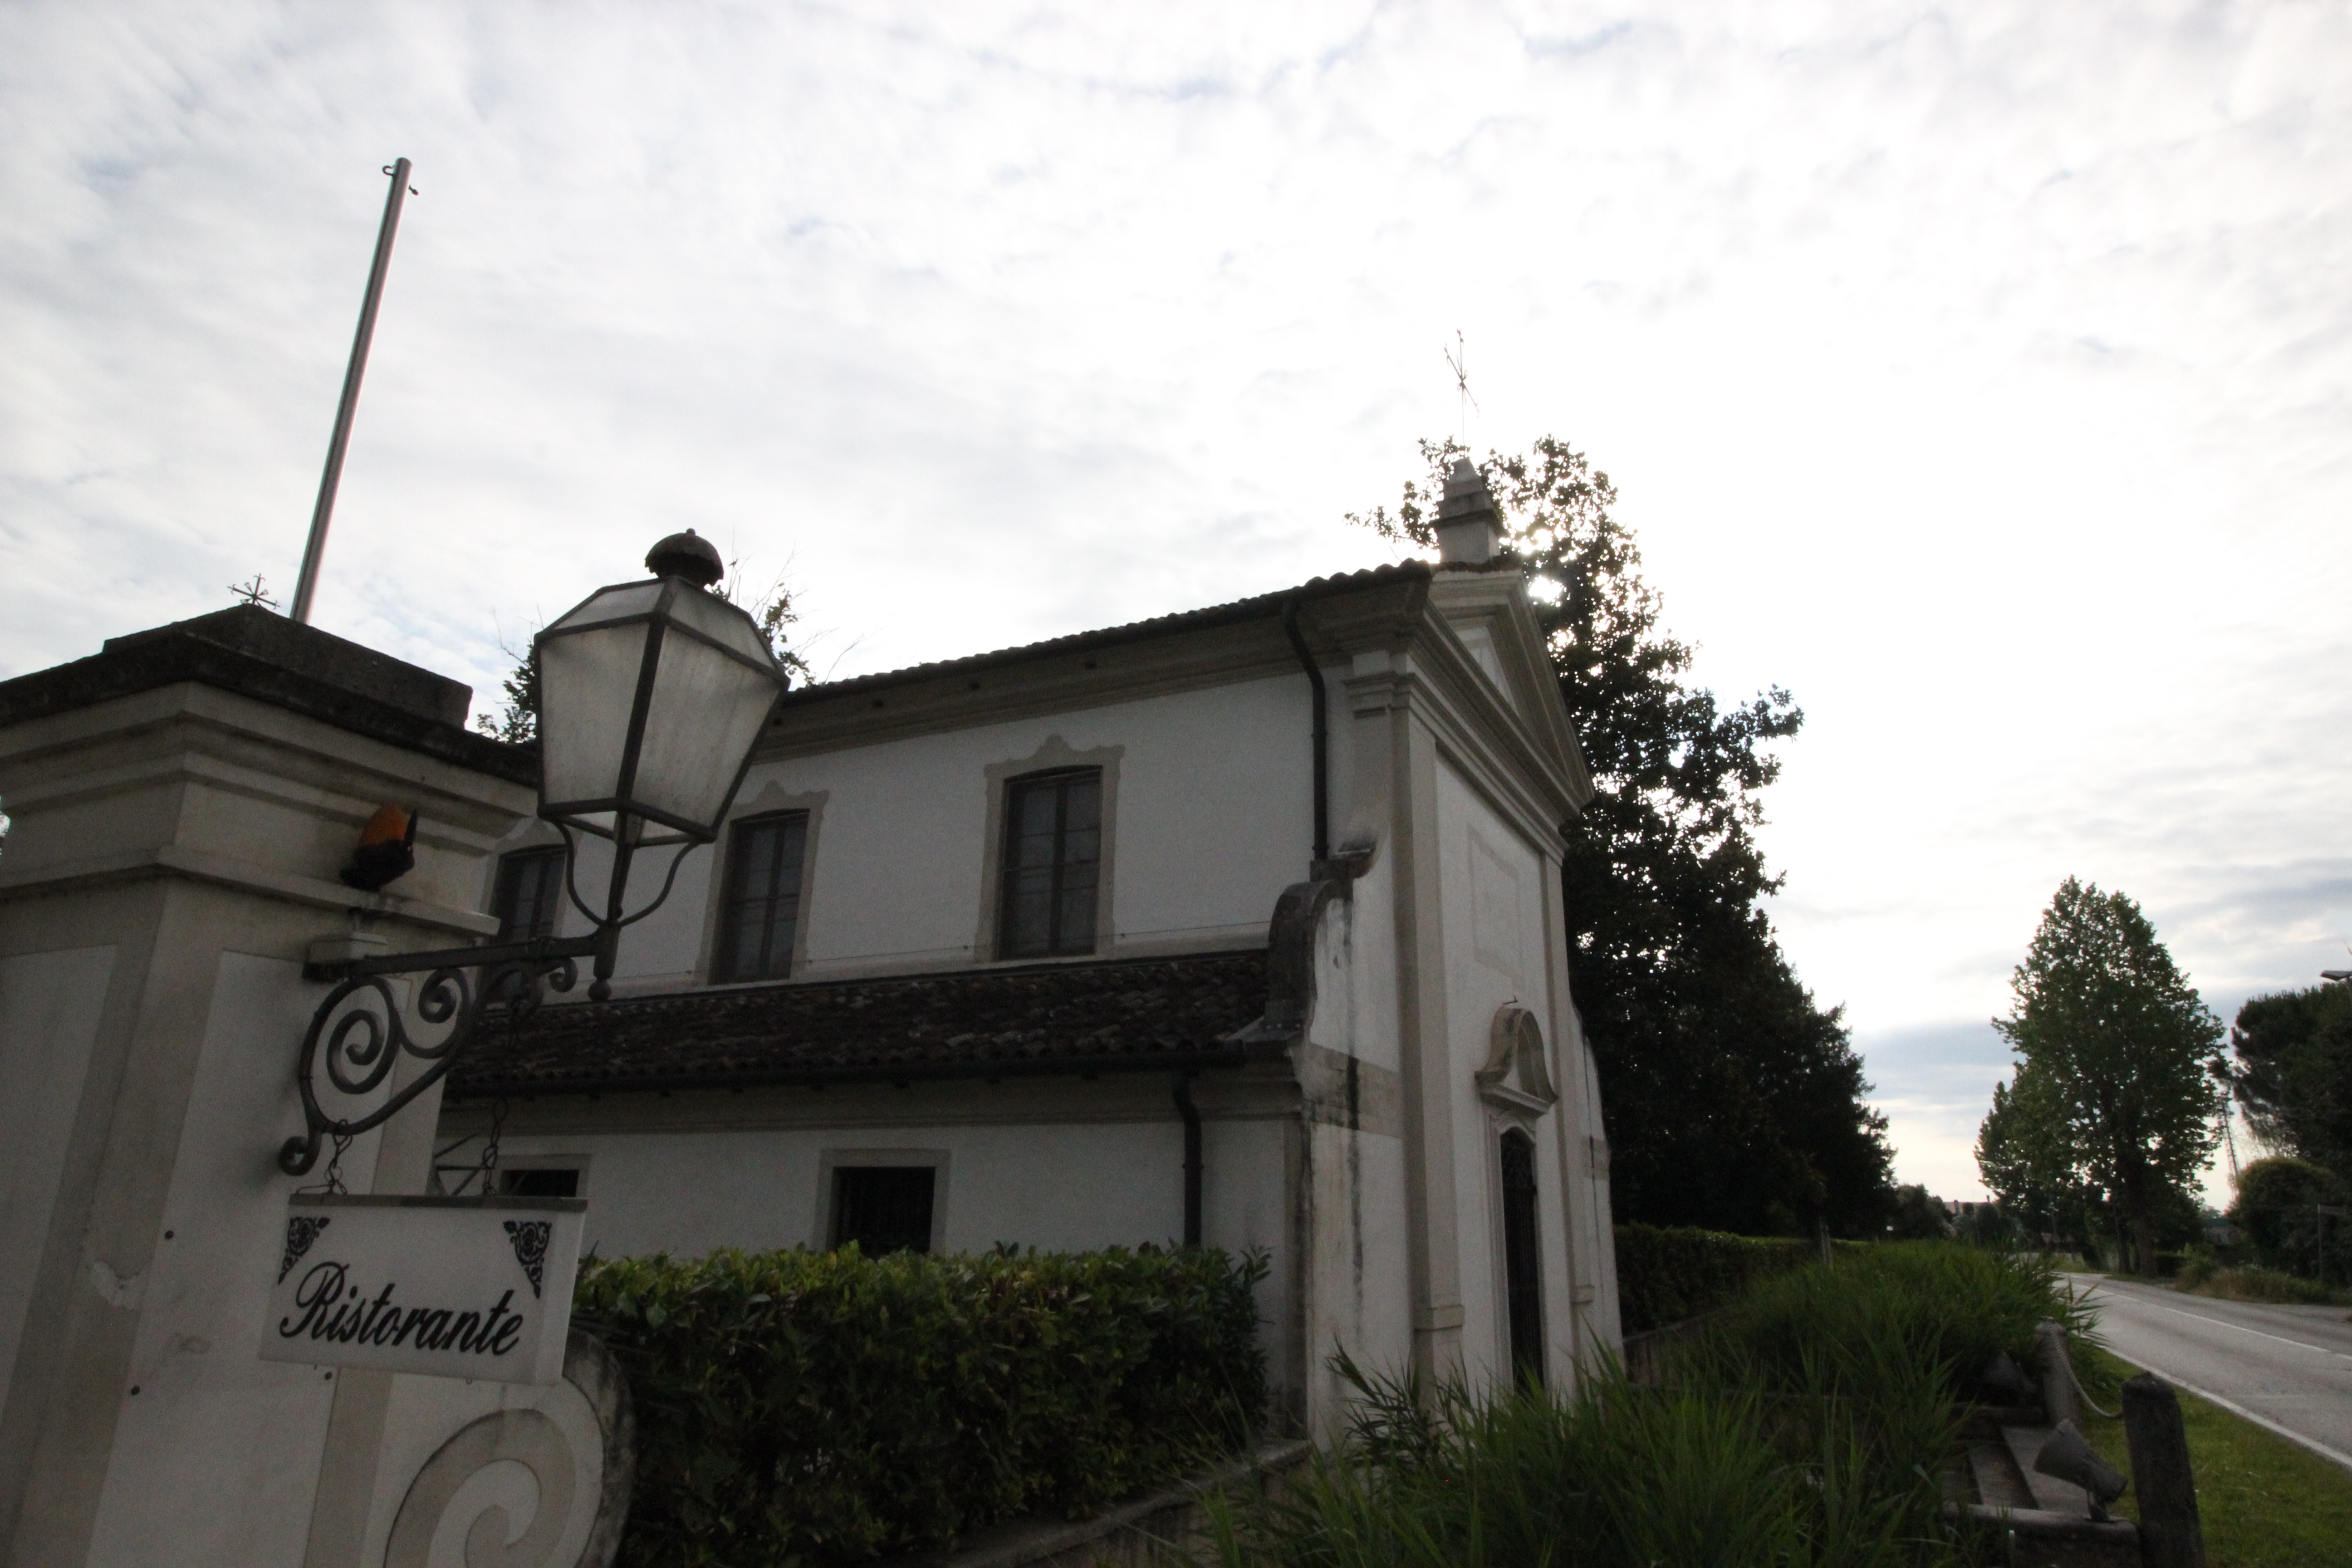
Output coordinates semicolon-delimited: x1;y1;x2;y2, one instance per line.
2227;1155;2350;1279
1984;877;2224;1273
2229;983;2352;1180
1353;436;1894;1236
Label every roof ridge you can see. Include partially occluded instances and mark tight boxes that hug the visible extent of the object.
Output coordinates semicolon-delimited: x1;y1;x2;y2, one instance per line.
777;559;1429;705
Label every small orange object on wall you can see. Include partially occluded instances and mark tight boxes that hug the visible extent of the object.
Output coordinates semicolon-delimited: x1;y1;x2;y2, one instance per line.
341;804;419;892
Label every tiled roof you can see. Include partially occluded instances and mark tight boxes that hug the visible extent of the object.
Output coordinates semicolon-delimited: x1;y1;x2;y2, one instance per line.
775;561;1430;707
449;949;1277;1098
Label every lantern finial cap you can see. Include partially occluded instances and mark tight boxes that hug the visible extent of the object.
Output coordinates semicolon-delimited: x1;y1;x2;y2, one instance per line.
645;529;724;588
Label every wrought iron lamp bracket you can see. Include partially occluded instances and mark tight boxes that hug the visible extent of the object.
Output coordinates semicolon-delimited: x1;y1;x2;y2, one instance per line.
278;933;597;1177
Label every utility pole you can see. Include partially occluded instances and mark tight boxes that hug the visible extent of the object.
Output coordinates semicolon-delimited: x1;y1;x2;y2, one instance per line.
290;159;416;625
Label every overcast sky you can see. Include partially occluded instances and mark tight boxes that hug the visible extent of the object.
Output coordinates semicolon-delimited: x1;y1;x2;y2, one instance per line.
7;2;2348;1202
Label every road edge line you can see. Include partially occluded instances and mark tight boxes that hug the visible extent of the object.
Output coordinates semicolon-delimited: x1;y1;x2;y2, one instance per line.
2115;1357;2352;1477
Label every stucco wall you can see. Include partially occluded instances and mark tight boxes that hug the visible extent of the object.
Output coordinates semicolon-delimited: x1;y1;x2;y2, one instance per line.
0;946;114;1424
511;673;1316;986
1431;756;1578;1387
470;1088;1302;1394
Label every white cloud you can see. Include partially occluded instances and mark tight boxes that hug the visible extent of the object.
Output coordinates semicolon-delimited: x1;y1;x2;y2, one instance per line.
6;0;2350;1201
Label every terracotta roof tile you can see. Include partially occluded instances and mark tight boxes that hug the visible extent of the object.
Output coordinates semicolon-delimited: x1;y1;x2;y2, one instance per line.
450;949;1274;1098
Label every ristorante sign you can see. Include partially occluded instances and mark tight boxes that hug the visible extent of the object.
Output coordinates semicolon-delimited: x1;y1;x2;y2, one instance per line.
259;1194;588;1385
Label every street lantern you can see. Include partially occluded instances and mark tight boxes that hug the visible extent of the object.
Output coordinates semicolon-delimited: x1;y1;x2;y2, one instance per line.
536;529;784;846
279;530;786;1176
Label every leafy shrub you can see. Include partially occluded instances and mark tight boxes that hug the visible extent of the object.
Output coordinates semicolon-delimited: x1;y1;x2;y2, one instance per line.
1613;1223;1814;1333
1208;1245;2096;1568
1676;1242;2104;1412
1208;1287;1981;1568
576;1244;1267;1567
2177;1261;2340;1305
2229;1156;2350;1280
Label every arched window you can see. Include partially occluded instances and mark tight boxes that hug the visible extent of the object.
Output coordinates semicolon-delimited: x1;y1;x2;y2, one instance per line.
1499;1128;1545;1386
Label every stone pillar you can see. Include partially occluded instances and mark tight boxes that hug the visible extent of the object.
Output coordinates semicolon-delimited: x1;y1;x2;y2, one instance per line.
0;608;533;1568
2123;1373;2207;1568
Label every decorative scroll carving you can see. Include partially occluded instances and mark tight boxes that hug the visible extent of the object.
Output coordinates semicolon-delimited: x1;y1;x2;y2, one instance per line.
383;1330;635;1568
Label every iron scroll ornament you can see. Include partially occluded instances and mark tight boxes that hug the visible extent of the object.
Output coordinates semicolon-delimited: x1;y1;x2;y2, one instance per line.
278;942;588;1177
280;827;702;1177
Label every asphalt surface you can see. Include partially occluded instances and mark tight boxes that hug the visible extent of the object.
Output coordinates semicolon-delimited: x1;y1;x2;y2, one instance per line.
2080;1273;2352;1470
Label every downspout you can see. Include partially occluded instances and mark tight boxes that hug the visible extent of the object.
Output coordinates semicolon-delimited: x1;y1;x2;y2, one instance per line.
1281;596;1330;865
1173;1071;1204;1246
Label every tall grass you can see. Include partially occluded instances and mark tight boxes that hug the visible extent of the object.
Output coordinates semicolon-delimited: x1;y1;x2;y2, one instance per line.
1679;1242;2105;1409
1204;1244;2090;1568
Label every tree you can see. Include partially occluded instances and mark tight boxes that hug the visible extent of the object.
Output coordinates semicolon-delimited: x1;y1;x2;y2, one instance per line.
1352;437;1895;1235
1975;1062;2088;1244
2228;983;2352;1180
2228;1155;2350;1281
1888;1184;1954;1240
1988;877;2224;1274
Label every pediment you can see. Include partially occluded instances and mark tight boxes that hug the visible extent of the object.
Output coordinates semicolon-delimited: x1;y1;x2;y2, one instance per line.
1476;1004;1557;1119
1428;573;1594;813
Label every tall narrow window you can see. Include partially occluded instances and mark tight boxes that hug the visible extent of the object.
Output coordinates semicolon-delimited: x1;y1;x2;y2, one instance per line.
997;768;1101;959
715;810;809;982
831;1166;936;1255
1499;1129;1546;1386
493;848;566;941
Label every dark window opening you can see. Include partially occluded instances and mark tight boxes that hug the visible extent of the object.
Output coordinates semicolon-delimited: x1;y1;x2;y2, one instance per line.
832;1166;936;1256
997;769;1101;959
715;811;809;982
493;847;566;942
499;1167;581;1199
1500;1129;1545;1386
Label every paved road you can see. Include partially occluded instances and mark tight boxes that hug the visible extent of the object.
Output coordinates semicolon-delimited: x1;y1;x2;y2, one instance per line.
2079;1274;2352;1470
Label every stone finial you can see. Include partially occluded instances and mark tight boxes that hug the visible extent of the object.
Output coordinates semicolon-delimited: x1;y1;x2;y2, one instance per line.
1435;458;1501;565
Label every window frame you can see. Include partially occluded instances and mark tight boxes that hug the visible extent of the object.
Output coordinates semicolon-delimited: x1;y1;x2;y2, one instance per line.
696;789;828;987
972;738;1122;965
813;1148;951;1254
491;845;568;942
994;766;1104;960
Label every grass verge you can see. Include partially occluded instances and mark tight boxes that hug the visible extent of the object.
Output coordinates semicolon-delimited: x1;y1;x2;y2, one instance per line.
2172;1260;2352;1307
2078;1344;2352;1568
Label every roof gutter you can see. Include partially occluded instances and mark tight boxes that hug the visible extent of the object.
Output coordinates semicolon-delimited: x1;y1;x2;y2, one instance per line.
1281;595;1330;865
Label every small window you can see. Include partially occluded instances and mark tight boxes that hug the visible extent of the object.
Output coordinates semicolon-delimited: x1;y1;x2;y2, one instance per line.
498;1167;580;1199
997;769;1101;959
1499;1130;1545;1386
832;1166;936;1256
493;848;567;941
715;811;809;982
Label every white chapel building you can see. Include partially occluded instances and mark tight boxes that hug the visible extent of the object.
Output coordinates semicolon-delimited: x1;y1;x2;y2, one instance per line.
446;466;1622;1426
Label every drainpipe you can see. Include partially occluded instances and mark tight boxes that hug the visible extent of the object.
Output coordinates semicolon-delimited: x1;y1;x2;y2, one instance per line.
1173;1071;1204;1246
1281;597;1330;866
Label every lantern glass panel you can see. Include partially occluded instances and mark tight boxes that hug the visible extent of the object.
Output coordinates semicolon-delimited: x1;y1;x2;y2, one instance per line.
538;615;651;814
631;626;779;833
549;581;663;632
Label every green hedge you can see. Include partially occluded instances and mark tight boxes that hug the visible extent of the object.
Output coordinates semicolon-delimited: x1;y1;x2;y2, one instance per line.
1613;1223;1814;1334
575;1244;1268;1568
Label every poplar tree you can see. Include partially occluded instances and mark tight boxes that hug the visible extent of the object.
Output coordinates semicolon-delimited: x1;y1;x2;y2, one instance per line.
1990;877;2224;1273
1352;437;1895;1235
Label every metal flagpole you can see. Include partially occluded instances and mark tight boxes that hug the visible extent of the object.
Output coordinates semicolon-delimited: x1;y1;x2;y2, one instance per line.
290;158;415;625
